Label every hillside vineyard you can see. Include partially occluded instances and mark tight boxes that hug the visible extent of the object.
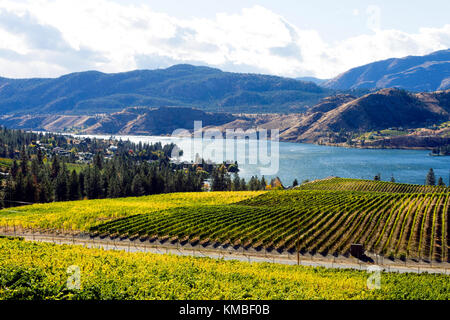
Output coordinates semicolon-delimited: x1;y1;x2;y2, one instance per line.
91;179;449;262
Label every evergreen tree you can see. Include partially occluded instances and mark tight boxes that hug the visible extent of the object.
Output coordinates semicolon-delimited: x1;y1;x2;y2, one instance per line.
374;173;381;181
390;174;396;183
20;146;28;176
24;175;36;203
437;177;445;187
232;173;241;191
51;155;60;179
292;179;299;187
240;178;247;191
78;172;85;198
260;176;267;190
68;170;81;200
426;168;436;186
54;171;68;201
10;160;19;178
94;152;103;170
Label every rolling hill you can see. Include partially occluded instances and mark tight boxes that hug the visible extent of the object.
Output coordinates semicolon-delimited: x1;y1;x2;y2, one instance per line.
324;49;450;92
0;64;329;115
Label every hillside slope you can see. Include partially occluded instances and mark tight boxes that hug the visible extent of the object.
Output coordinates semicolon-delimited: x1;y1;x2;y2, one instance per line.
324;49;450;91
0;65;329;114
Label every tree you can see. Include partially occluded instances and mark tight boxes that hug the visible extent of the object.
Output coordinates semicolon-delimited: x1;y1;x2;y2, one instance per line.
240;178;247;191
260;176;267;190
426;168;436;186
94;152;103;170
437;177;445;187
51;155;60;179
390;174;396;183
232;173;241;191
54;171;68;201
131;174;145;196
68;170;81;200
374;173;381;181
292;179;299;187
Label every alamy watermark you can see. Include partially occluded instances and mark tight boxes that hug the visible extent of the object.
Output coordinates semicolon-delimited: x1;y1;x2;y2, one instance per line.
67;265;81;290
366;265;382;290
170;121;280;176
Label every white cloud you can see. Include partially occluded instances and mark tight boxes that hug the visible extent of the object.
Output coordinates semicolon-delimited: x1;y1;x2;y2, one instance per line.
0;0;449;79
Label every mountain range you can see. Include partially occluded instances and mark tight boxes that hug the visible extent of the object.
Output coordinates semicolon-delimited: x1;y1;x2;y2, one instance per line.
2;88;449;147
1;49;450;149
324;49;450;92
0;64;329;115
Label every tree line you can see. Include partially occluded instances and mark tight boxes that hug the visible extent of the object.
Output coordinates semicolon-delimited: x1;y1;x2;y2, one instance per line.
373;169;447;186
1;149;204;207
210;164;268;191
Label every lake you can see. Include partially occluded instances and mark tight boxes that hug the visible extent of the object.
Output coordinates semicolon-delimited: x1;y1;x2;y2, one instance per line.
76;134;450;186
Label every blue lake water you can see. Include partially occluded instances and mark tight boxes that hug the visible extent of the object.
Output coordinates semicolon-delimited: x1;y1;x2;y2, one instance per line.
78;134;450;186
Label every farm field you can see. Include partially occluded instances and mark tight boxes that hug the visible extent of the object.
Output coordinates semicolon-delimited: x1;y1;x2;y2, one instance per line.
298;177;450;193
0;191;264;231
92;189;449;262
1;178;449;262
0;238;448;300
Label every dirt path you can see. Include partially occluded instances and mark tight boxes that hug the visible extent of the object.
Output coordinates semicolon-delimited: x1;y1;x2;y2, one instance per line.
2;231;449;275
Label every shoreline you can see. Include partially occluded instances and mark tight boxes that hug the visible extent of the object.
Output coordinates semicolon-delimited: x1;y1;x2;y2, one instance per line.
51;129;448;153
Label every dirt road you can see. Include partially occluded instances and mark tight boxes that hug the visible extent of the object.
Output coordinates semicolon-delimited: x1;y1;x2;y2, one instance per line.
2;231;449;274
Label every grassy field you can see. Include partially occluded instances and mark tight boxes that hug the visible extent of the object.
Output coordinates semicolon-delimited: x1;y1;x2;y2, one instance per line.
0;191;264;231
0;157;85;173
0;238;448;300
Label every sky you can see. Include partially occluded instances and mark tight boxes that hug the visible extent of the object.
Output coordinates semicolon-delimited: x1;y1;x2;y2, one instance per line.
0;0;449;79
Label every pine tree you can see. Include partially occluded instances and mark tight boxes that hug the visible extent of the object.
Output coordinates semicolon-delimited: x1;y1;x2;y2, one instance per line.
240;178;247;191
374;173;381;181
260;176;267;190
94;152;103;170
68;170;81;200
51;155;60;179
232;173;241;191
292;179;299;187
78;172;85;198
437;177;445;187
20;146;28;176
10;160;19;178
426;168;436;186
54;171;68;201
390;175;396;183
131;174;145;196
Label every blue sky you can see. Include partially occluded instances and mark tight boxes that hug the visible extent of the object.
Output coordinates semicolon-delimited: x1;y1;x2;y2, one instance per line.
124;0;450;41
0;0;449;79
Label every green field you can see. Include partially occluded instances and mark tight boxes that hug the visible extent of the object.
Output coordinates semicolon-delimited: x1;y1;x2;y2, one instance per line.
0;238;448;300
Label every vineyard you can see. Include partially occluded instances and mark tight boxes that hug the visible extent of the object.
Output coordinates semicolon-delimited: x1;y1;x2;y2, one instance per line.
298;177;450;193
0;191;264;231
91;188;449;262
1;178;449;262
0;238;448;300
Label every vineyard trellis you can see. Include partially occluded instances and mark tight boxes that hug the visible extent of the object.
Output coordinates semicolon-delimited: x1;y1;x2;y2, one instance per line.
91;188;450;262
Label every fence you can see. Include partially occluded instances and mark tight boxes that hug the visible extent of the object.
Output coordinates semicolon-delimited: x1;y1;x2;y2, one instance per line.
1;225;449;275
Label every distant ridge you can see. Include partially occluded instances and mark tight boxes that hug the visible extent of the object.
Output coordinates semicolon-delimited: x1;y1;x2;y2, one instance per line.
0;64;329;115
324;49;450;92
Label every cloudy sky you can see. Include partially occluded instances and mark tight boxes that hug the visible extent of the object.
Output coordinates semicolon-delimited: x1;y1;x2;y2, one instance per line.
0;0;449;79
